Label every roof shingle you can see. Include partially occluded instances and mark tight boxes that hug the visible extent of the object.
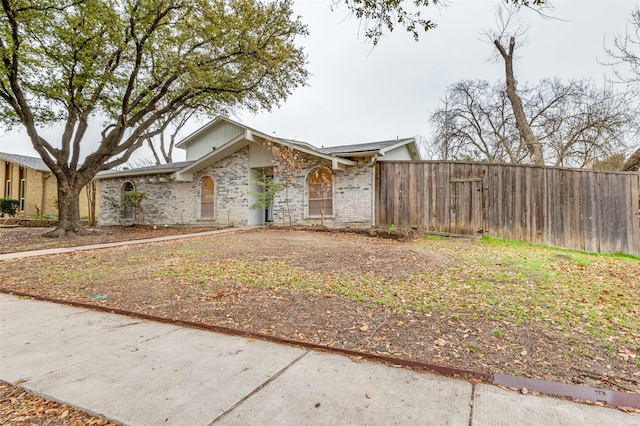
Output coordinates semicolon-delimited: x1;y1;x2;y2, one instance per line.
0;152;50;172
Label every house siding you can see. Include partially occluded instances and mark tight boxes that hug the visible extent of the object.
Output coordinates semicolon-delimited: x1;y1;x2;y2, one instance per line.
184;121;245;161
98;176;197;225
334;158;374;225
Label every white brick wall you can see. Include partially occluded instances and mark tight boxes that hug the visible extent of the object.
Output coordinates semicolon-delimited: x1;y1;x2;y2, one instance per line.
98;147;375;228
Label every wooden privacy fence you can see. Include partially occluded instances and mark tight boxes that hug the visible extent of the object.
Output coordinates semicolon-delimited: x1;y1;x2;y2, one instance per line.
375;161;640;256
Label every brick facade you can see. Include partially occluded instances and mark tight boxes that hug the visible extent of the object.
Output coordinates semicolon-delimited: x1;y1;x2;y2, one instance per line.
97;148;376;228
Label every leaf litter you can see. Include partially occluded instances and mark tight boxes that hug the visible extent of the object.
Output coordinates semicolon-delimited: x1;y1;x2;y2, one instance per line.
0;226;638;417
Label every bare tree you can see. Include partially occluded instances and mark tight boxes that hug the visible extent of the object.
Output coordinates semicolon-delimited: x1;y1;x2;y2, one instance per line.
486;6;544;164
624;148;640;171
429;80;525;162
429;78;638;167
604;6;640;171
146;107;202;165
530;79;638;168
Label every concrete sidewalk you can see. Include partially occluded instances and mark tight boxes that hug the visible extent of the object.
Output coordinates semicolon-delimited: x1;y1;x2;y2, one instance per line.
1;294;636;426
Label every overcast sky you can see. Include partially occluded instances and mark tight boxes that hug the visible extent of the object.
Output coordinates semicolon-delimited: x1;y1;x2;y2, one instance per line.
1;0;638;162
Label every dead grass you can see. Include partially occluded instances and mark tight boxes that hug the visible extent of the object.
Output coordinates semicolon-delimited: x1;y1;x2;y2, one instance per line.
1;227;638;396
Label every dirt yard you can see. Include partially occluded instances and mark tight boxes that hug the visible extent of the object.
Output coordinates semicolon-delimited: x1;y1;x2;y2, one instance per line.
1;225;639;417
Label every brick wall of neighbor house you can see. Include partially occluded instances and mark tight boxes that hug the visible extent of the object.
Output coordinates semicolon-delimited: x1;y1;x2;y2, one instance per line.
2;163;57;217
1;160;92;218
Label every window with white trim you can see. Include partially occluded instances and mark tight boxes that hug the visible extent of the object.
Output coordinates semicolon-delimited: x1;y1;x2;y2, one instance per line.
19;179;26;212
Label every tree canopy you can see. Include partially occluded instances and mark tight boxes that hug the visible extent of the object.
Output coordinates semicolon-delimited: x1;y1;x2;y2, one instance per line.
0;0;308;235
339;0;547;44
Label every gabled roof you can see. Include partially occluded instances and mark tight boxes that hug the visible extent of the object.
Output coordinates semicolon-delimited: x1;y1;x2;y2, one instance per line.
319;138;412;155
97;117;421;180
96;161;194;179
318;138;419;159
0;152;50;172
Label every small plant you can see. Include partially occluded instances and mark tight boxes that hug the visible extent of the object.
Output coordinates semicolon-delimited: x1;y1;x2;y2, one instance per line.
603;342;616;351
124;190;147;223
105;190;147;224
465;343;482;353
388;224;397;233
248;173;284;213
492;328;505;338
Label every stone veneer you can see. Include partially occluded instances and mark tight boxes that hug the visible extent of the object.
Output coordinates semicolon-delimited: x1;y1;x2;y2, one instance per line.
98;146;376;228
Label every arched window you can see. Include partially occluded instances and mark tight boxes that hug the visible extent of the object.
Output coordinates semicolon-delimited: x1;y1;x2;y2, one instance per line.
122;181;134;219
201;176;215;218
307;167;333;216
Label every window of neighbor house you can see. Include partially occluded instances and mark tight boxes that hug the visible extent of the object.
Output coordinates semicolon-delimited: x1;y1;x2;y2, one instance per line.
4;161;10;198
122;181;134;219
201;176;215;218
19;167;25;211
308;167;333;216
19;179;26;212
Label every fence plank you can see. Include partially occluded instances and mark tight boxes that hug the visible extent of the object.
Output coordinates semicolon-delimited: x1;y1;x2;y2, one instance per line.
375;161;639;255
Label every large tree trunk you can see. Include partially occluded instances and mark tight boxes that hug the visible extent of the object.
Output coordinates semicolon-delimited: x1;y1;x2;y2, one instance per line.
43;177;90;238
494;37;544;165
623;148;640;171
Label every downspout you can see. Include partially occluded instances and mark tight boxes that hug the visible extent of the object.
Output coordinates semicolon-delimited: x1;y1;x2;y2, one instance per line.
370;155;378;228
41;172;52;216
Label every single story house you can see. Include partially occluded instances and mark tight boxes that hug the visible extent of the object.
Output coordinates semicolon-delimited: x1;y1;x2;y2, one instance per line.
0;152;91;218
96;116;421;227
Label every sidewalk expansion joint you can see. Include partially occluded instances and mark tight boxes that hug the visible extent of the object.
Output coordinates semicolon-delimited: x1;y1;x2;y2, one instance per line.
208;351;309;425
468;382;476;426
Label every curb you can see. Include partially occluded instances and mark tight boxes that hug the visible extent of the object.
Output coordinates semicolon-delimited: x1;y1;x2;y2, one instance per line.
2;288;638;411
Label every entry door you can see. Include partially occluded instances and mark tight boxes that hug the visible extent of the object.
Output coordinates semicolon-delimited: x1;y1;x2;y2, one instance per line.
449;178;484;236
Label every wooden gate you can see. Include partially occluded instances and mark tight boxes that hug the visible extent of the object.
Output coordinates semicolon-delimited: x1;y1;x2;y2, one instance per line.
449;178;484;236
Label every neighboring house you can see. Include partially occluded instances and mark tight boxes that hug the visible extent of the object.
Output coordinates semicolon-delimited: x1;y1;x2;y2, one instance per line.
96;116;420;227
0;152;92;218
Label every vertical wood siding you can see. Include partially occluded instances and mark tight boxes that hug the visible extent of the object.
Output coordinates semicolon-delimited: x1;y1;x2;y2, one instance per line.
375;161;640;256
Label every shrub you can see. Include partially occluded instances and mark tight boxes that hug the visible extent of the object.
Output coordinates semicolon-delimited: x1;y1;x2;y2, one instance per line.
0;198;19;217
